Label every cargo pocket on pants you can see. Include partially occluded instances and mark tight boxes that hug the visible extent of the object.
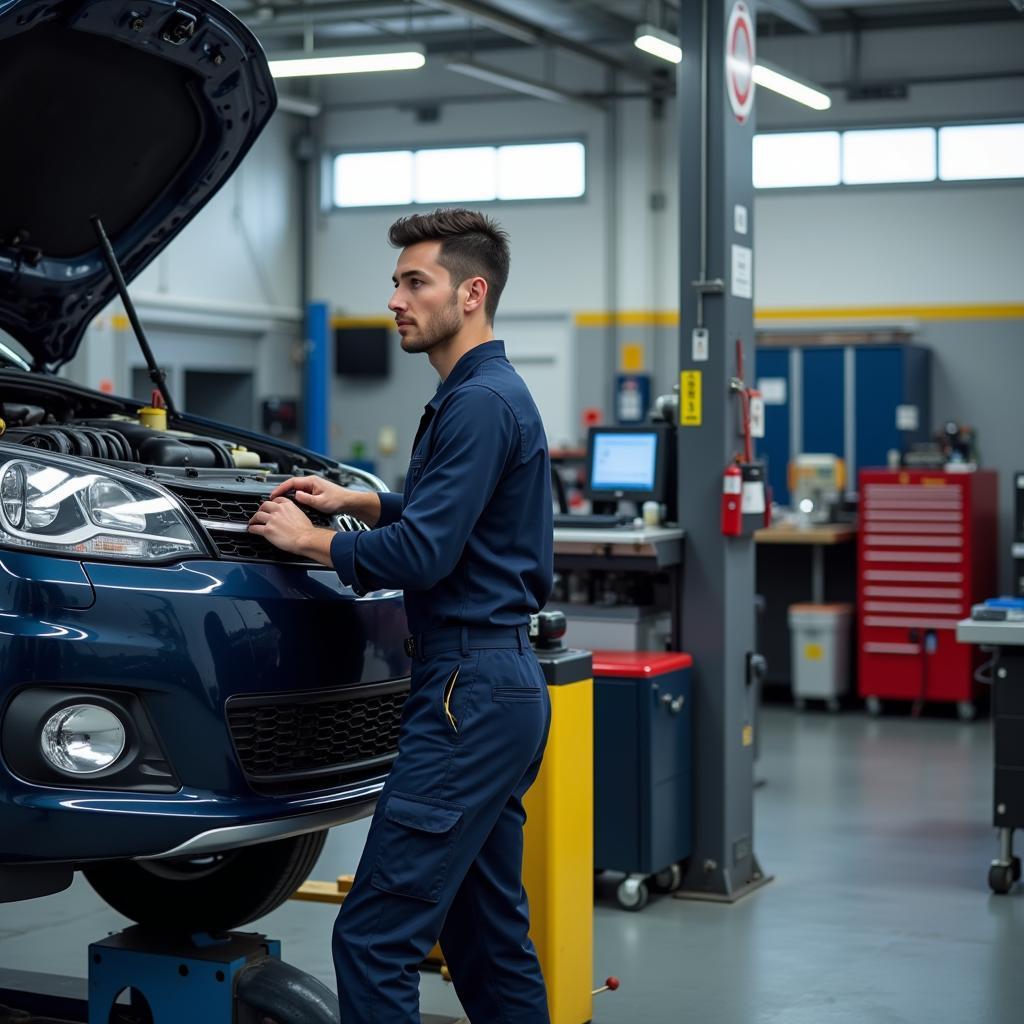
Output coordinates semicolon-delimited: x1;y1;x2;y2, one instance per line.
370;793;464;903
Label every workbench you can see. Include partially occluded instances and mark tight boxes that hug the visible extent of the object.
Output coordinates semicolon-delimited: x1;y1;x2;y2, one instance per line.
754;523;856;605
552;525;685;648
754;523;857;690
955;617;1024;893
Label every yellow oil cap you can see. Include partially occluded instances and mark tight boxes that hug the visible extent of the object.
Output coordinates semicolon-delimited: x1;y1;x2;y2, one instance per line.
139;406;167;431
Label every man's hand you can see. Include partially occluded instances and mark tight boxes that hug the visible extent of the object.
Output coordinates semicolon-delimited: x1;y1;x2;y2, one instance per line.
247;497;334;565
269;476;381;527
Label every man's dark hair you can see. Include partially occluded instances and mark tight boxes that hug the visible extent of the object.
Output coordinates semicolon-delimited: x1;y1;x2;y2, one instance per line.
389;208;510;323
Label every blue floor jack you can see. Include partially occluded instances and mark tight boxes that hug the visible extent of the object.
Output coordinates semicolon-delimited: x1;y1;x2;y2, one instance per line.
0;926;459;1024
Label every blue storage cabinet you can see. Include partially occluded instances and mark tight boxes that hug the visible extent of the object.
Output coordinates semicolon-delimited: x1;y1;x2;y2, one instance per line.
593;651;693;909
854;345;930;474
756;343;930;505
755;347;791;508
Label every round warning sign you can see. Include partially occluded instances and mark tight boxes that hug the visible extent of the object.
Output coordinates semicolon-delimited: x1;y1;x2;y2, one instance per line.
726;1;755;124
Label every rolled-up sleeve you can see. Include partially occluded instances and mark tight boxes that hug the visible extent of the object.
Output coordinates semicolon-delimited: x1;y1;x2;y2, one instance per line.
376;490;404;527
331;385;516;593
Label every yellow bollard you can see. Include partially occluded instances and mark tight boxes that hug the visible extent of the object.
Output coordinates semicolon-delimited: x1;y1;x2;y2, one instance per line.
522;647;594;1024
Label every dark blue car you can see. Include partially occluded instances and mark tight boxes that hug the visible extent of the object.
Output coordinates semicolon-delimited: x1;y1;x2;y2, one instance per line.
0;0;410;929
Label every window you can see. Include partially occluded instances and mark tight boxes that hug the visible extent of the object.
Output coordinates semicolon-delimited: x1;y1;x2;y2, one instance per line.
752;132;841;189
753;122;1024;189
333;151;413;208
842;128;936;185
939;124;1024;181
333;141;586;208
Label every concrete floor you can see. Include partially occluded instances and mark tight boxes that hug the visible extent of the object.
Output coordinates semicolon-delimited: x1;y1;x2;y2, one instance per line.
2;705;1022;1023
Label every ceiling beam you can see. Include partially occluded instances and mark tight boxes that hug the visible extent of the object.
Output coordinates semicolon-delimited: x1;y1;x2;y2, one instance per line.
757;0;821;34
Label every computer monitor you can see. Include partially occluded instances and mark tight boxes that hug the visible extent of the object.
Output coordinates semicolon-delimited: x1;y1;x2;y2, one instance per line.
585;425;670;506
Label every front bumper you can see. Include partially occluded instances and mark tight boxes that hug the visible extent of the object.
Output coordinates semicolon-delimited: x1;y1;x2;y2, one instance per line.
0;555;409;864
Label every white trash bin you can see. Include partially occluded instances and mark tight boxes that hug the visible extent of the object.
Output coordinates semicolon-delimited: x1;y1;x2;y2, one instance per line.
788;602;853;711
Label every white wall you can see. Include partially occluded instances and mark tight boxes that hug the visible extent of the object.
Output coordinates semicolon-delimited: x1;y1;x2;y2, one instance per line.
753;184;1024;307
63;109;307;424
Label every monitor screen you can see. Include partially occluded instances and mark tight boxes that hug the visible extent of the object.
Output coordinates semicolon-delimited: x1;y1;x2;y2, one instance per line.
589;430;660;494
335;327;390;378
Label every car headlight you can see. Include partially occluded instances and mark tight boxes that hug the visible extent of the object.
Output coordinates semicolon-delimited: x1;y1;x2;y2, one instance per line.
41;704;127;773
0;456;207;562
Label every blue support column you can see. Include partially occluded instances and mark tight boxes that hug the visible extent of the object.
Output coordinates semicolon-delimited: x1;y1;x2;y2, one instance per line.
305;301;330;455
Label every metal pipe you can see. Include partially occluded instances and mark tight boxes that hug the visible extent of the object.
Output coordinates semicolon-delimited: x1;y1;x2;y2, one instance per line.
697;0;708;329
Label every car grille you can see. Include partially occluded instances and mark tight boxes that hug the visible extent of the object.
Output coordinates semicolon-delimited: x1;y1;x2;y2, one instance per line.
168;485;369;564
226;680;409;795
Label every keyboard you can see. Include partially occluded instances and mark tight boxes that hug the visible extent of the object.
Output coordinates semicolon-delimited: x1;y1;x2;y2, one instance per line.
553;513;635;529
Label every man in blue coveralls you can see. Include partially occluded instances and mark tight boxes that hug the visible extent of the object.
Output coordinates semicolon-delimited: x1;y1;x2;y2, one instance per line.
248;208;554;1022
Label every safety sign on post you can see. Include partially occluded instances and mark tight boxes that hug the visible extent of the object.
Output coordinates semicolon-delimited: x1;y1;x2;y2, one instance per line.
725;1;755;124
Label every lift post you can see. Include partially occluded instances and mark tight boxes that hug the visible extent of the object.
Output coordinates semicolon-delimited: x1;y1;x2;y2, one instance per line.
675;0;770;901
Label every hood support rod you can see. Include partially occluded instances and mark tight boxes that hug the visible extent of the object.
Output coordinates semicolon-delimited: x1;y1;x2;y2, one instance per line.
90;216;177;417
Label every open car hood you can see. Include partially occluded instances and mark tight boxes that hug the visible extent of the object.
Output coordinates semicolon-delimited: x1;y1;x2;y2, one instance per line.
0;0;276;372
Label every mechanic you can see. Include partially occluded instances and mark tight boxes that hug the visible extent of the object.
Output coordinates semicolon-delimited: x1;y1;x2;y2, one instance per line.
248;208;554;1023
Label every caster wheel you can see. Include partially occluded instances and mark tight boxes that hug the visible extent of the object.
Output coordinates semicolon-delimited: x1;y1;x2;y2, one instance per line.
988;863;1014;895
866;697;883;717
793;698;807;711
616;877;649;911
957;701;977;722
1013;857;1022;882
650;863;683;894
826;698;841;713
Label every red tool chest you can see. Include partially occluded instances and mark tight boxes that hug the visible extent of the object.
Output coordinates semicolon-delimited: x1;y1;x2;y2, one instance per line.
858;469;998;715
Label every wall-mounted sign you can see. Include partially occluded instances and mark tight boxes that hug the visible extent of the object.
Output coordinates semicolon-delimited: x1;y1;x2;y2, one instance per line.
726;1;755;124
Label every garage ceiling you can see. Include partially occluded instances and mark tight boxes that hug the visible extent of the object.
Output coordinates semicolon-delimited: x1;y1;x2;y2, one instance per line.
224;0;1021;99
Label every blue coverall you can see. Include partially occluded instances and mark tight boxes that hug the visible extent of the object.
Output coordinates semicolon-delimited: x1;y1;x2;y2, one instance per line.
330;339;554;1022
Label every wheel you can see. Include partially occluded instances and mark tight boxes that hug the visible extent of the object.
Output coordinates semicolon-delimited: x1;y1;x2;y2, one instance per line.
866;697;883;717
826;698;841;713
650;862;683;894
1013;856;1022;882
988;862;1014;895
957;701;977;722
615;877;649;911
84;830;327;932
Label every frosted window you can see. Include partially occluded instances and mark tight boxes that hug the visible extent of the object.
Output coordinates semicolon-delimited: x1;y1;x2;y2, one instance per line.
842;128;936;184
753;132;841;188
334;151;413;207
939;123;1024;181
414;147;498;203
498;142;585;199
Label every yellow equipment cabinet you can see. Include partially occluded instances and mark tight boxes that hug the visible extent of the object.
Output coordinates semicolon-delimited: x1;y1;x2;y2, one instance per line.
522;645;595;1024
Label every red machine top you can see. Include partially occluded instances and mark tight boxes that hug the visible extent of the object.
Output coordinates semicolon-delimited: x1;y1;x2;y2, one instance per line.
591;651;693;678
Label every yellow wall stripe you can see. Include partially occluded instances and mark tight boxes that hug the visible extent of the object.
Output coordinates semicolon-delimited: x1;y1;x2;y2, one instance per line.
754;304;1024;322
331;316;395;329
574;304;1024;327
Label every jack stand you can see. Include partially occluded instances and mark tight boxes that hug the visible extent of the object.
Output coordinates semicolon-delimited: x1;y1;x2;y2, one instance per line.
2;927;338;1024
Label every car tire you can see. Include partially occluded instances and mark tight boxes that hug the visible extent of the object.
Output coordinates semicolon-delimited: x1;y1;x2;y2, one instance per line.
83;830;328;932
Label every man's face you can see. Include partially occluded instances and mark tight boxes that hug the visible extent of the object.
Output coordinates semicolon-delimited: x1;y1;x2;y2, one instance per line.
388;240;463;354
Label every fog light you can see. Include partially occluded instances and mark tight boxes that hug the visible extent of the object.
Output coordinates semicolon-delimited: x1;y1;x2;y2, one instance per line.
41;705;126;774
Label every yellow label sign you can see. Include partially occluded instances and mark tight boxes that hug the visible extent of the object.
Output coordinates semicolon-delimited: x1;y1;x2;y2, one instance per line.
680;371;702;426
804;643;824;662
620;342;645;373
742;725;753;748
921;477;948;487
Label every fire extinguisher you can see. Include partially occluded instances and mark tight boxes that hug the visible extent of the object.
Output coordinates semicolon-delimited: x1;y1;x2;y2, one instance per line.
722;462;742;536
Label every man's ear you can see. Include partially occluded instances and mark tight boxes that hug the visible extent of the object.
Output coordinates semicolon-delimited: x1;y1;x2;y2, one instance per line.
463;276;488;315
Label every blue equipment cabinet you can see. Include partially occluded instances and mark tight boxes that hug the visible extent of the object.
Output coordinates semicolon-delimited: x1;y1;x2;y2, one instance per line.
593;650;693;910
756;343;930;505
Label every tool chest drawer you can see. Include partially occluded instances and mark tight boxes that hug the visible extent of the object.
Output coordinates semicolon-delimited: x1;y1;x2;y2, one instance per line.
858;470;997;709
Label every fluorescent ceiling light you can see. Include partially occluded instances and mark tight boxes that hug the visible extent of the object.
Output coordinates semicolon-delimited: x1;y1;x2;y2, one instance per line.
268;45;425;78
753;60;831;110
633;23;682;64
275;95;322;117
446;60;601;108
